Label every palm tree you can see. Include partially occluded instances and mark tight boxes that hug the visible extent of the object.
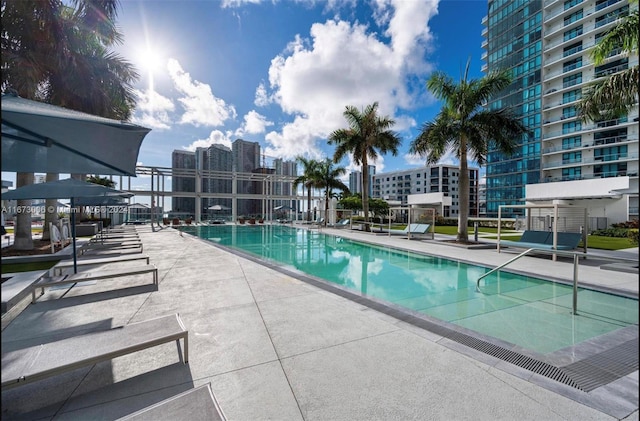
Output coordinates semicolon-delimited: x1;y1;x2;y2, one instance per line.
578;7;639;121
315;159;350;225
2;0;138;249
293;157;322;221
329;102;401;232
410;63;528;243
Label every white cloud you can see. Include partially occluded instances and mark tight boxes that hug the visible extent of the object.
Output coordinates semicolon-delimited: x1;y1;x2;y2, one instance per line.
220;0;263;7
254;83;271;106
237;110;274;136
403;152;425;166
184;130;234;151
262;1;437;162
167;58;237;127
131;88;175;130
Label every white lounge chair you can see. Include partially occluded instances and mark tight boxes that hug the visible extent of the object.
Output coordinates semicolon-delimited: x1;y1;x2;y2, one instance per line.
117;383;226;421
1;313;188;391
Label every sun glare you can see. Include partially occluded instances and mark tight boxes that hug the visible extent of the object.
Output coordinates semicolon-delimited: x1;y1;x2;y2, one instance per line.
138;47;163;74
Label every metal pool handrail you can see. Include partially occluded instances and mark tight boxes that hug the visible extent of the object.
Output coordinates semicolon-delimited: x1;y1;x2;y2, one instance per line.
476;248;585;316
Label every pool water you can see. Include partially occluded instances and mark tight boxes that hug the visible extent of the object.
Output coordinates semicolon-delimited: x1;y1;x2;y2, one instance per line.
180;224;638;354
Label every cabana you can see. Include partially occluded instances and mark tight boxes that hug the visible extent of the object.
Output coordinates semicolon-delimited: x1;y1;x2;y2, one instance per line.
497;204;587;260
387;207;435;240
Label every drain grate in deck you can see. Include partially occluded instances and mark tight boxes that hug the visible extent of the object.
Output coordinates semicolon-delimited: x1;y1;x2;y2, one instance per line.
214;243;638;394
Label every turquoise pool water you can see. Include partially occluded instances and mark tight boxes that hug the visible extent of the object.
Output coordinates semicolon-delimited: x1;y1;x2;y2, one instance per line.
180;224;638;354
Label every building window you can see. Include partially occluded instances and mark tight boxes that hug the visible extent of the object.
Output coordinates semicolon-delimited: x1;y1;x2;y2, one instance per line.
562;135;582;149
562;151;582;164
563;57;582;72
564;0;583;9
596;0;622;11
595;5;629;28
563;25;583;41
594;58;628;78
562;167;582;180
563;41;582;57
594;163;626;177
564;9;583;25
594;145;628;161
562;72;582;88
562;121;582;134
594;128;627;145
562;89;582;103
562;106;578;119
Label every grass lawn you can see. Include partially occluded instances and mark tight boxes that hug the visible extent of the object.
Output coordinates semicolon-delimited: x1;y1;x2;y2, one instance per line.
2;261;58;274
434;226;635;250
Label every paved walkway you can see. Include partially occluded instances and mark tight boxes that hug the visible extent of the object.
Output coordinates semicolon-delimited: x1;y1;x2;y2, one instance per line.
1;224;638;420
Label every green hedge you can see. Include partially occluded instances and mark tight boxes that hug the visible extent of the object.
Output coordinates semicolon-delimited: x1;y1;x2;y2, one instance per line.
590;228;632;238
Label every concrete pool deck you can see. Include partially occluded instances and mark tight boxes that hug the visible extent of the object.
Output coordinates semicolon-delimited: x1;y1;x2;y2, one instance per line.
1;224;638;420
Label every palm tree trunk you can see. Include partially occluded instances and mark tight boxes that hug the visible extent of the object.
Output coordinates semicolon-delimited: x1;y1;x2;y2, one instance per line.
458;142;470;242
14;172;34;250
42;173;59;241
324;189;329;226
361;157;370;232
307;187;312;221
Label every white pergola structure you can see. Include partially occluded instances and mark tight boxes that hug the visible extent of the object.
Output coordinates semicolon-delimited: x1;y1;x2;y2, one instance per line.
111;166;315;226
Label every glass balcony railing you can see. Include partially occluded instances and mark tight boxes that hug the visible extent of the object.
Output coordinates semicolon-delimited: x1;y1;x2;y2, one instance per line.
542;152;638;169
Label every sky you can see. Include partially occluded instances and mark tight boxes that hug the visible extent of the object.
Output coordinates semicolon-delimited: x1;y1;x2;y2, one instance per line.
3;0;489;205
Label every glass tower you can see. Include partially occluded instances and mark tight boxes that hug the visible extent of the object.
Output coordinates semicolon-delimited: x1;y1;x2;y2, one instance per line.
483;0;543;218
483;0;639;220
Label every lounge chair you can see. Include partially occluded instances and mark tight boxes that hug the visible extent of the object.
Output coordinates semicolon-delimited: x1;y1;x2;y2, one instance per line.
80;240;143;255
32;264;158;304
332;219;351;228
50;254;151;276
117;383;227;421
386;223;431;239
1;313;188;391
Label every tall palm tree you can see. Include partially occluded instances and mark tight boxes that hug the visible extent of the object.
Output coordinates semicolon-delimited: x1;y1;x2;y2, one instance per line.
578;7;639;121
315;159;350;226
2;0;138;249
410;63;528;242
293;157;322;221
329;102;401;232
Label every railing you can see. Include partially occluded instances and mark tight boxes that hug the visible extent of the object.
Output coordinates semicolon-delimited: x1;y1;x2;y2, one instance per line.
476;248;636;315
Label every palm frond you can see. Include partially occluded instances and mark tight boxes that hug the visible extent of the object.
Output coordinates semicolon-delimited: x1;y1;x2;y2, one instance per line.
578;66;639;121
591;10;639;65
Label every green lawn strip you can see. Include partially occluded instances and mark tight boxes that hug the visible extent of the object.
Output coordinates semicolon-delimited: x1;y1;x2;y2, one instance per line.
2;260;59;274
433;226;517;235
481;233;634;250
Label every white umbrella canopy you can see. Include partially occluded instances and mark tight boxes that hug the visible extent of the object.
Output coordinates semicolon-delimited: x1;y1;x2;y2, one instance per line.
1;94;151;175
3;178;134;273
208;204;230;211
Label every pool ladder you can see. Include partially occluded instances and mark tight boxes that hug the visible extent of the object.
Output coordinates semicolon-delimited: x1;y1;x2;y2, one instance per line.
476;248;584;315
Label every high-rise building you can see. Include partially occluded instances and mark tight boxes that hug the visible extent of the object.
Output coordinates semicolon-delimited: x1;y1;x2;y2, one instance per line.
372;165;479;217
273;158;297;211
200;144;233;213
232;139;261;217
483;0;638;223
349;165;376;197
171;150;196;216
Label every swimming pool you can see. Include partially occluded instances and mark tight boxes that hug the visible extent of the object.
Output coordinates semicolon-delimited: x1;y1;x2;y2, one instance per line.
180;224;638;355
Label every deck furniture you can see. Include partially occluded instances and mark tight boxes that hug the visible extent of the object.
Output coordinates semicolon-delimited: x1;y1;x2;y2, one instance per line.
500;230;582;251
117;384;226;421
51;254;151;276
1;314;188;391
32;264;158;304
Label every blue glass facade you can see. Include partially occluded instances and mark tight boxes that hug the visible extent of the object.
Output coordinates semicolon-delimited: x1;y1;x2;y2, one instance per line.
485;0;543;217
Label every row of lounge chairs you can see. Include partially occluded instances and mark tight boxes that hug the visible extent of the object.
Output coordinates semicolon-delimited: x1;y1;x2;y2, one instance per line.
1;224;228;419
